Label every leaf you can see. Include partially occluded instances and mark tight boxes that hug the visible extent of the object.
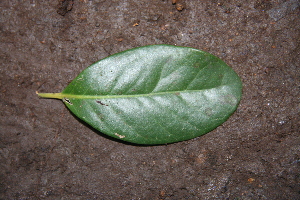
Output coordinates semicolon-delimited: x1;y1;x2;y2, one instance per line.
38;45;242;145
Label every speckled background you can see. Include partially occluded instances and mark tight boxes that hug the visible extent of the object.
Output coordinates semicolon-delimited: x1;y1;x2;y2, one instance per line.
1;0;299;199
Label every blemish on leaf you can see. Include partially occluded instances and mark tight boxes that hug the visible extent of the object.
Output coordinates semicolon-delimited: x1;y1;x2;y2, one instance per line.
174;92;180;96
96;100;108;106
205;108;213;117
222;94;238;106
63;98;73;105
115;133;125;138
193;61;201;68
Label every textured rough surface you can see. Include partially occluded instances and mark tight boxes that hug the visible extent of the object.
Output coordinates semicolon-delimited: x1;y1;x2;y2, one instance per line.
0;0;299;199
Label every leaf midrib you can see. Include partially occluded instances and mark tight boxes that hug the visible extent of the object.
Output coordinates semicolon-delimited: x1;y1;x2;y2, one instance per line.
38;84;232;100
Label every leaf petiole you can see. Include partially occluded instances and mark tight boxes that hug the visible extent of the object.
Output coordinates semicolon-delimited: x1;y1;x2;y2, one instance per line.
36;92;64;99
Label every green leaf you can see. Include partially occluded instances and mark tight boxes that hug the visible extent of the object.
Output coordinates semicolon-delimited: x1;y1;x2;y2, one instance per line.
38;45;242;145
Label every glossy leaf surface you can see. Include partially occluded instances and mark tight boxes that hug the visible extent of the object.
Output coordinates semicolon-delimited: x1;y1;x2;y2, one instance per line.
38;45;242;144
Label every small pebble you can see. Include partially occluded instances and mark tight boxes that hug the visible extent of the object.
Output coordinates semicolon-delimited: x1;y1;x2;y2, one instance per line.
176;3;184;11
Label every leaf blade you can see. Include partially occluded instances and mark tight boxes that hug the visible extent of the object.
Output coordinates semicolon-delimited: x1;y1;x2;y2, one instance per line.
40;45;242;144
